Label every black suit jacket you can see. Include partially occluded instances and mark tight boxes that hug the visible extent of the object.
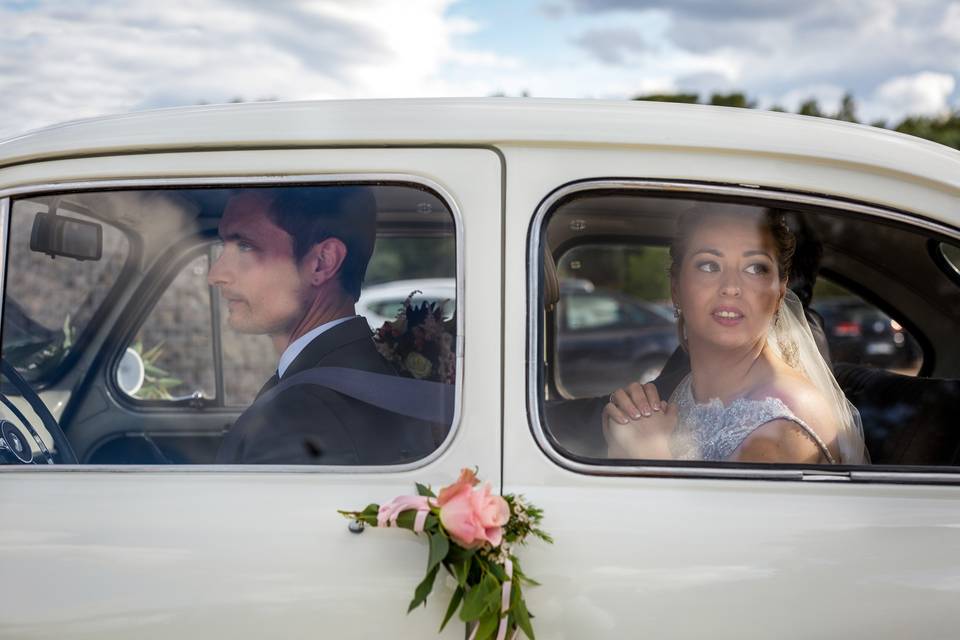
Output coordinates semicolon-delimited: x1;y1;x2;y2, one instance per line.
216;317;438;465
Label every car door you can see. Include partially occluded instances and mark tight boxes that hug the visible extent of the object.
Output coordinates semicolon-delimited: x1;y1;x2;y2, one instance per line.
502;144;960;639
0;148;502;638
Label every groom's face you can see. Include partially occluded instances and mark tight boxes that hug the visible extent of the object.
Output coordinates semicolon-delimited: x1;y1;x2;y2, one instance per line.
207;192;312;338
673;214;786;351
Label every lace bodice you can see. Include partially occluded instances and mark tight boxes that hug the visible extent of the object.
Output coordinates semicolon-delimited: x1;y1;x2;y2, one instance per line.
668;375;835;463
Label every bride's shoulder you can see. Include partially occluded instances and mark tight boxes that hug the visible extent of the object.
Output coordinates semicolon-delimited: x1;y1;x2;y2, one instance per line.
747;371;838;435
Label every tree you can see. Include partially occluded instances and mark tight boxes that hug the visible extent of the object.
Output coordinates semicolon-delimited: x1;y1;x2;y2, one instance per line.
797;99;823;118
708;92;756;109
632;93;699;104
833;93;858;123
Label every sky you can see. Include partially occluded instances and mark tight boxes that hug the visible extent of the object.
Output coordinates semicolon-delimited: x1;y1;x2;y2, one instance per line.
0;0;958;139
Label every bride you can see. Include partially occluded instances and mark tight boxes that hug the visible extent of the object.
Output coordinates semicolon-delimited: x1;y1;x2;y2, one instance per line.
603;205;869;465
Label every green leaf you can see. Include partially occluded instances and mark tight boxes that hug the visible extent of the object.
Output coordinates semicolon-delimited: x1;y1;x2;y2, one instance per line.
487;560;508;582
511;581;534;640
427;532;449;573
451;557;471;587
395;510;417;530
474;611;500;640
416;482;436;498
446;544;476;565
407;564;440;613
439;586;463;632
459;573;499;622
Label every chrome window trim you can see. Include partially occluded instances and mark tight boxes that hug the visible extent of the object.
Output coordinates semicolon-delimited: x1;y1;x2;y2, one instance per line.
528;179;960;483
0;173;465;474
0;197;8;327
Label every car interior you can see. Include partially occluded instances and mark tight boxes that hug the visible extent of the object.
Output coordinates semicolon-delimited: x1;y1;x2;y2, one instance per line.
539;190;960;469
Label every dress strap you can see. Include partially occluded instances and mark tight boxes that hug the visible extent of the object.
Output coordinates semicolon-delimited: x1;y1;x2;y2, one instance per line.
770;414;837;464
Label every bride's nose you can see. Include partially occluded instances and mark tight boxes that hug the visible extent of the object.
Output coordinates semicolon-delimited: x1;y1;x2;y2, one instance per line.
719;272;742;297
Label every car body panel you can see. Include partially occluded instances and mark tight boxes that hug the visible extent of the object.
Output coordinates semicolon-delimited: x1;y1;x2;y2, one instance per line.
0;100;958;638
0;146;502;638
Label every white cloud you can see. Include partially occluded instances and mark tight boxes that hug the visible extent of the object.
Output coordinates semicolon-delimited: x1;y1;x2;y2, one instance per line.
864;71;957;122
0;0;512;139
940;1;960;41
562;0;960;121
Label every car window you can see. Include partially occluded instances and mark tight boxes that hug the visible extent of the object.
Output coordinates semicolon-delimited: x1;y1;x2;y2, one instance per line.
120;253;216;402
1;183;458;466
538;190;960;470
1;199;130;385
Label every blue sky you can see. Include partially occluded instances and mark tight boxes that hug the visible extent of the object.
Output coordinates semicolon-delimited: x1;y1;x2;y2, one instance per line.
0;0;957;139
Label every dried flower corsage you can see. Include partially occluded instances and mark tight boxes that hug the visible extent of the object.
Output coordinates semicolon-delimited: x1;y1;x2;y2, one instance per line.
373;292;456;384
339;468;551;640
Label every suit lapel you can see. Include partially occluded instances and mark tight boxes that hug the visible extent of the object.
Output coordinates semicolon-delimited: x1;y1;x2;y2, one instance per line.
255;372;280;399
282;316;374;378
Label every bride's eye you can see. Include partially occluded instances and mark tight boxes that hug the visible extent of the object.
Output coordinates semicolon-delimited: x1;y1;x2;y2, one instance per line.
695;260;720;273
744;262;770;275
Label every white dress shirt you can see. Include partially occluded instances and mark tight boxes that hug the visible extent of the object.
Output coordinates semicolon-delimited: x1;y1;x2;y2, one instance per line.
277;315;356;379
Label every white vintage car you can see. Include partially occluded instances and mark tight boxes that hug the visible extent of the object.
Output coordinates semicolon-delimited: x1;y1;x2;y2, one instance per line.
0;99;959;639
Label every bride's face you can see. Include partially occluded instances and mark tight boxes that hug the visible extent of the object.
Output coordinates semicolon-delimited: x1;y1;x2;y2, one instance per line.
673;214;786;352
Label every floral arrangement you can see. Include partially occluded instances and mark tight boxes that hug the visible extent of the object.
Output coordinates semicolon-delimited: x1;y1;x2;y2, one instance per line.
339;468;551;640
373;292;456;384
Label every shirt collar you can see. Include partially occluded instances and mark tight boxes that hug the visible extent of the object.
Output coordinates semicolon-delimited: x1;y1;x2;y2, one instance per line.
277;315;356;378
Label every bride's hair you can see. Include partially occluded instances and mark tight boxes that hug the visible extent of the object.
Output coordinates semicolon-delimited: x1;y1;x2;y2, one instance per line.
668;205;797;284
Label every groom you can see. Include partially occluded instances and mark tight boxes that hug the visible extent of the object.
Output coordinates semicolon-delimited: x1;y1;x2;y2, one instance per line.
210;186;436;465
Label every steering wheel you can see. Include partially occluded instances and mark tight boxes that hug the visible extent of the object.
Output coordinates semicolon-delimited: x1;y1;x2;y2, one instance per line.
0;359;78;464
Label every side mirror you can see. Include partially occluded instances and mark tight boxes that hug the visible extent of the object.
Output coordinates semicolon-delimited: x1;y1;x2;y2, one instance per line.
116;348;145;396
30;211;103;261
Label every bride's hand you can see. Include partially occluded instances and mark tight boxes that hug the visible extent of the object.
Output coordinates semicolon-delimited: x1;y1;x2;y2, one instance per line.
603;382;678;459
604;381;667;424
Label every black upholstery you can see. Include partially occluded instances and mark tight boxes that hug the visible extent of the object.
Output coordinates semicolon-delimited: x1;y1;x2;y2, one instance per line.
834;364;960;466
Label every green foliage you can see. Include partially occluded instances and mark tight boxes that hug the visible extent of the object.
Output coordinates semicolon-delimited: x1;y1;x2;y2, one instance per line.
632;89;960;150
895;111;960;150
834;93;858;122
708;92;755;109
559;245;671;303
632;92;699;104
365;237;456;286
131;340;184;400
797;98;824;117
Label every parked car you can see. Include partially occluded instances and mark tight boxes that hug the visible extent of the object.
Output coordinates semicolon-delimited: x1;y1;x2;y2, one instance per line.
0;99;959;639
812;297;922;369
356;277;455;329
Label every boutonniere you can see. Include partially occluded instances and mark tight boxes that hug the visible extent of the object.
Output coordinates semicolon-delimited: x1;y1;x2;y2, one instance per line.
340;468;551;639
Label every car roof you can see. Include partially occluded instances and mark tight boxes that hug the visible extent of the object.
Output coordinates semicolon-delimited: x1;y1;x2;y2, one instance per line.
1;98;958;194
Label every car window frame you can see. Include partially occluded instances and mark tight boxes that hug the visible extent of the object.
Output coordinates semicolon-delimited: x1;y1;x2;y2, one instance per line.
0;173;466;473
528;178;960;485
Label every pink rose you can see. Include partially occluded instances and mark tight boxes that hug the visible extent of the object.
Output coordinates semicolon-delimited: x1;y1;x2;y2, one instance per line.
436;468;510;549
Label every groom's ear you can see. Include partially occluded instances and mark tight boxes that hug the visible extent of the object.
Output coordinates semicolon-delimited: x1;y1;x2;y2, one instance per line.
301;237;347;287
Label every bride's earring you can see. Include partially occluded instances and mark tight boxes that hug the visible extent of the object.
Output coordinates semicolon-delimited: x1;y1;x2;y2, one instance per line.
775;304;800;368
